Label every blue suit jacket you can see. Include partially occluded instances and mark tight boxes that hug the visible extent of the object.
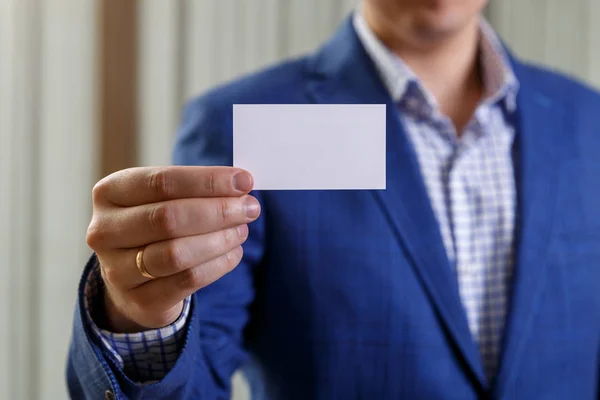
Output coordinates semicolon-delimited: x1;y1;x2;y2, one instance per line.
67;17;600;400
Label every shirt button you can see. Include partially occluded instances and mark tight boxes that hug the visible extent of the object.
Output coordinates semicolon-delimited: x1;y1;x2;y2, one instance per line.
406;97;420;111
476;108;489;121
458;264;478;276
105;390;115;400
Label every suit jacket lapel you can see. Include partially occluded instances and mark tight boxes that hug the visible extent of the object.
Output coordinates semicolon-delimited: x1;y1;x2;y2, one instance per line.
305;18;486;388
492;60;571;398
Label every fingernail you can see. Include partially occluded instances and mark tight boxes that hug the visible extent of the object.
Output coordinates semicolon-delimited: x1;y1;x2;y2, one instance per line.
244;196;260;219
237;224;248;239
233;171;253;192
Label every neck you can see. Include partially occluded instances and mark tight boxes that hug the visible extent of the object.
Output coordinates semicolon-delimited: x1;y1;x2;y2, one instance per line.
363;8;484;133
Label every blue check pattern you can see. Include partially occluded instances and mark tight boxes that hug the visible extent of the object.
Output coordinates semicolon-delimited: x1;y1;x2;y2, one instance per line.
84;262;191;383
355;13;519;381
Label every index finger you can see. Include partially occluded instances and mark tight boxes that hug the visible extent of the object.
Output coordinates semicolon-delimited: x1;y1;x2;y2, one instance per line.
95;166;254;207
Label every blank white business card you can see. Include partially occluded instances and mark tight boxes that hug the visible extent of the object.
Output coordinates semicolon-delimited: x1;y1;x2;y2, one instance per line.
233;104;386;190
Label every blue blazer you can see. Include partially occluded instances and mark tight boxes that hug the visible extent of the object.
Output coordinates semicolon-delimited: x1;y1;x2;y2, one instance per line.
67;17;600;400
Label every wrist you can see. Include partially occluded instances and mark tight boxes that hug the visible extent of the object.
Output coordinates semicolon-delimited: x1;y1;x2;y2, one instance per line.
102;290;147;333
101;288;184;333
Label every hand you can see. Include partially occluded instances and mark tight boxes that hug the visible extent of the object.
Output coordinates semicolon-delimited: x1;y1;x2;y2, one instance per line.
86;166;260;332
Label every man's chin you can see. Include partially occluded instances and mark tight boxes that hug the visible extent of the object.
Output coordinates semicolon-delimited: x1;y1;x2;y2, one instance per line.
410;13;472;43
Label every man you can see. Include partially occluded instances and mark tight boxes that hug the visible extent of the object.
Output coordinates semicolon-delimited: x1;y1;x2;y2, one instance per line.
67;0;600;399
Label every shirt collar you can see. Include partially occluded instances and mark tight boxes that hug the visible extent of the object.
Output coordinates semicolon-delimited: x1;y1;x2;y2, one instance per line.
352;11;519;114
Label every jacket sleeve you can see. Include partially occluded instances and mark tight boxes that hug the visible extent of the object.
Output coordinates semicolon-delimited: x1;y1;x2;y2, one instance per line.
66;95;265;399
84;260;192;383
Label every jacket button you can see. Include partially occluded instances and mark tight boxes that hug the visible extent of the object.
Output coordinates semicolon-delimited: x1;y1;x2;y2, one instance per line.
105;390;115;400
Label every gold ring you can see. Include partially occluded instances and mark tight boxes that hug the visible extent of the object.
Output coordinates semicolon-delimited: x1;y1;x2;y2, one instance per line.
136;247;156;280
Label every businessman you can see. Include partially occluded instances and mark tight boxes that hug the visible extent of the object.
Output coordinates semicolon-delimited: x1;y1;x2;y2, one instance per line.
67;0;600;399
